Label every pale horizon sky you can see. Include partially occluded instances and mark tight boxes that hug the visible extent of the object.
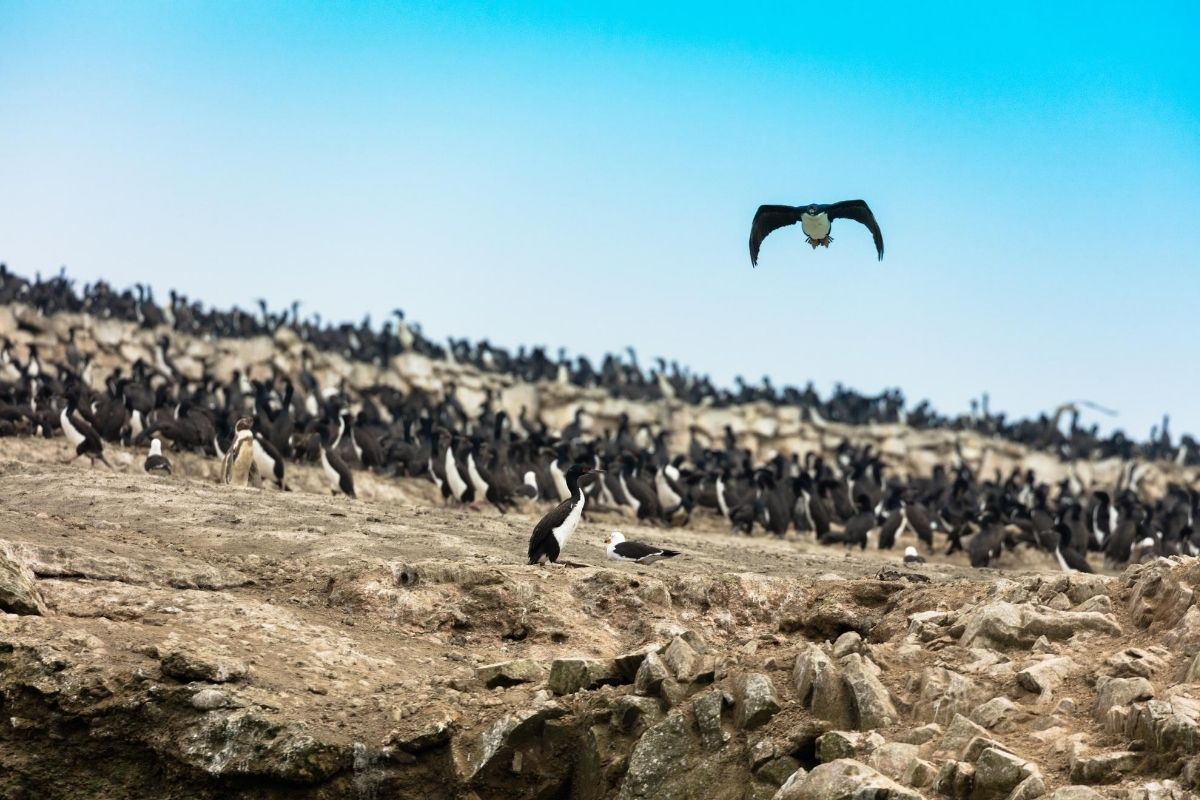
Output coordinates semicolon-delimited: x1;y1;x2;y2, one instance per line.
1;2;1197;440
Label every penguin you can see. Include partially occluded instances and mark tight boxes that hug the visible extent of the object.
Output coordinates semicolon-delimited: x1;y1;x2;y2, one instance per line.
222;418;258;487
528;464;598;565
605;531;681;565
320;424;356;499
60;399;110;468
143;438;171;475
252;432;288;490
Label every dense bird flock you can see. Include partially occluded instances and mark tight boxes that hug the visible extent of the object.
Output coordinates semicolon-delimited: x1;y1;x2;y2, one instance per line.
1;263;1197;575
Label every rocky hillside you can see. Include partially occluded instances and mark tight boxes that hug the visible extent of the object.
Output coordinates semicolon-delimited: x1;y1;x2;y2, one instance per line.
2;300;1197;495
1;437;1199;799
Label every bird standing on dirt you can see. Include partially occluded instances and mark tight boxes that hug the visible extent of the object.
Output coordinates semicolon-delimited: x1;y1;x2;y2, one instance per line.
60;398;110;468
222;418;257;486
528;464;598;564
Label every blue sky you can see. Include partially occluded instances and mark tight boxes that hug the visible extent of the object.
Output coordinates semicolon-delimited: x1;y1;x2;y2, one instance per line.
2;1;1198;439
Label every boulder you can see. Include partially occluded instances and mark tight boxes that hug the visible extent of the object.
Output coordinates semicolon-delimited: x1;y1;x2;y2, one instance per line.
693;689;728;749
816;730;874;763
734;673;782;730
476;659;545;689
451;704;565;781
937;714;991;759
793;644;832;705
1048;789;1106;800
616;712;692;800
1094;676;1153;718
1068;750;1142;784
160;649;249;684
831;632;864;659
783;759;924;800
548;658;619;695
635;652;671;696
0;550;47;615
841;654;897;730
1103;648;1166;679
972;746;1035;799
910;666;985;725
970;697;1023;732
611;695;665;734
1016;656;1077;694
868;742;918;781
959;602;1120;650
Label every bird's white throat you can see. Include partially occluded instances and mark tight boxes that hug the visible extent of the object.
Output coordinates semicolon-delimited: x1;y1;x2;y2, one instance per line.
800;212;830;239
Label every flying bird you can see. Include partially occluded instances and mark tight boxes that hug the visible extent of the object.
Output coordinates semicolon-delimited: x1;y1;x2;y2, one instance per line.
749;200;884;266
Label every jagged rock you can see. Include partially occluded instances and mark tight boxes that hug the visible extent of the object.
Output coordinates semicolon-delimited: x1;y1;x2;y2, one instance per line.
1185;652;1200;683
938;714;991;759
547;657;620;695
616;712;692;800
1008;774;1046;800
390;703;457;753
1123;781;1188;800
1104;648;1167;679
869;742;918;781
910;666;985;725
616;644;661;680
452;704;565;781
1047;593;1071;611
793;644;833;705
1075;595;1112;614
771;767;808;800
1048;789;1106;800
903;758;938;788
1127;559;1197;631
693;689;728;749
970;697;1023;732
936;760;976;799
816;731;872;763
160;649;248;684
1016;656;1077;694
659;676;692;708
1108;696;1200;758
757;756;802;789
1094;676;1153;718
0;550;47;616
809;657;855;727
611;695;664;733
172;710;350;782
635;652;670;696
841;654;896;730
477;658;545;689
189;688;229;710
973;746;1036;799
1163;605;1200;657
781;759;923;800
663;636;701;679
831;632;864;659
896;723;943;745
734;673;781;730
1068;750;1142;784
959;602;1121;650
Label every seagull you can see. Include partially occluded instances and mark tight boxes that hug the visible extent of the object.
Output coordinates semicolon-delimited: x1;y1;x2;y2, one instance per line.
604;531;681;565
144;438;172;475
749;200;884;265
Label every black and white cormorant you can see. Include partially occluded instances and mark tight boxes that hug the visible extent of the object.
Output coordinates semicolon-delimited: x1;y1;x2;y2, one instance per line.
750;200;884;265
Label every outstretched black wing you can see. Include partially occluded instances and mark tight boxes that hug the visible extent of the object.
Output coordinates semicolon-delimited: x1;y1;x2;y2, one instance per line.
749;205;801;267
826;200;884;260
